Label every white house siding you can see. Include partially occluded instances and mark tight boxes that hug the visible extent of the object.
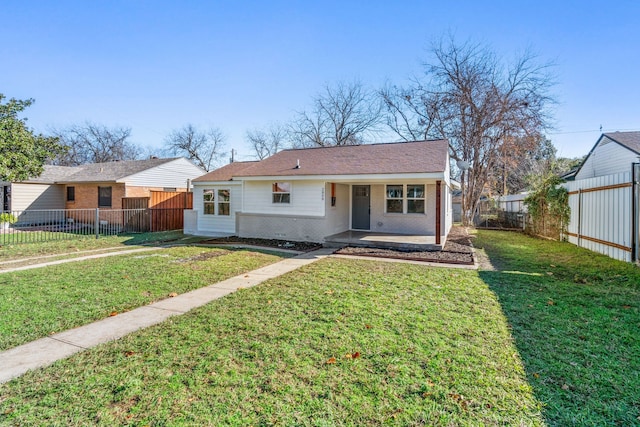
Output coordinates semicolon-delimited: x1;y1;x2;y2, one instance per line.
563;172;633;262
575;139;638;180
444;183;453;237
10;183;65;211
242;180;326;216
324;183;349;235
192;183;242;234
367;183;435;234
125;158;205;189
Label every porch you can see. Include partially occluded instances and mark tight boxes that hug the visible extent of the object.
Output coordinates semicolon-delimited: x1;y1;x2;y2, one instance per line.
324;230;442;251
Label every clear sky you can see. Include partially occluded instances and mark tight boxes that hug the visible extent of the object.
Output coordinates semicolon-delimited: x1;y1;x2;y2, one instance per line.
2;1;639;163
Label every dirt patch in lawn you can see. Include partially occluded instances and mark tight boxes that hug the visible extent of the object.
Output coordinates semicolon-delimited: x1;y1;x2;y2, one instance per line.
335;226;475;265
198;237;322;252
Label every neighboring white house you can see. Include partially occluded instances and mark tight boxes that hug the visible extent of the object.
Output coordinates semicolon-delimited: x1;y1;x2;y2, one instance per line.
563;131;640;263
1;157;205;213
187;140;458;248
574;131;640;180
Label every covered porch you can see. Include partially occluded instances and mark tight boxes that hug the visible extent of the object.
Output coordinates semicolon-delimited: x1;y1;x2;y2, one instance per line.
324;230;442;251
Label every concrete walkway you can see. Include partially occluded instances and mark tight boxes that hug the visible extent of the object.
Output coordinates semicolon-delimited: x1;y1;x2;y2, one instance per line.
0;247;335;384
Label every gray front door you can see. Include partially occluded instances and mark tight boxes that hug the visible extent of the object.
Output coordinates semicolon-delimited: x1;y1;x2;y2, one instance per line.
352;185;370;230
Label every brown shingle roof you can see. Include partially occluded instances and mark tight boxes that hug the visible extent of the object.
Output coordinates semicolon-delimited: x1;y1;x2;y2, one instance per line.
192;161;260;182
604;131;640;154
228;140;449;178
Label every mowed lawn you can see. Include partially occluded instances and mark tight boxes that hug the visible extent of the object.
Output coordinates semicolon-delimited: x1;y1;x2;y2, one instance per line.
0;246;286;351
473;231;640;426
0;231;638;426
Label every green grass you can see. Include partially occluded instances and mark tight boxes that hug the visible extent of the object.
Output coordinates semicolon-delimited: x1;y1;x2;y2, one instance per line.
0;258;544;426
0;230;202;262
0;246;285;351
1;231;638;426
474;230;640;426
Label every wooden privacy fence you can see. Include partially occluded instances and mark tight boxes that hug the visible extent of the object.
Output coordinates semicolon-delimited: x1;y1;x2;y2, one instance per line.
122;191;194;232
563;164;640;263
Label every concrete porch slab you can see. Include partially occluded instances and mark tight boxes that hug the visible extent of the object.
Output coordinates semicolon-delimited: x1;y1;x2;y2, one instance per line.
324;231;442;251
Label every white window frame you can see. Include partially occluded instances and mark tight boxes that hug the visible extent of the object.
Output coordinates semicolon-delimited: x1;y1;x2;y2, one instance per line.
406;184;425;214
385;184;403;214
385;184;426;214
217;189;230;216
203;188;231;215
203;189;215;215
272;182;291;204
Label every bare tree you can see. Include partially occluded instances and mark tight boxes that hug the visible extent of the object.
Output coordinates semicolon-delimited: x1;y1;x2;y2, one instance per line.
245;124;287;160
382;36;555;224
164;124;226;171
290;81;383;147
50;122;141;166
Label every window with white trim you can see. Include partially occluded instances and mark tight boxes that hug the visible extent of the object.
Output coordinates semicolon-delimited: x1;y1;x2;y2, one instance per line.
407;184;425;213
385;184;426;214
386;185;403;213
272;182;291;204
217;189;230;215
203;189;215;214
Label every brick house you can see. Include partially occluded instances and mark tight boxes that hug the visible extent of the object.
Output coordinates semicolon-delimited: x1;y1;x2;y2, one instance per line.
1;157;205;213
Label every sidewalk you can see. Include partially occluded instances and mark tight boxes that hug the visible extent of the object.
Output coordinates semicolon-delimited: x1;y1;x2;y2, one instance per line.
0;247;336;384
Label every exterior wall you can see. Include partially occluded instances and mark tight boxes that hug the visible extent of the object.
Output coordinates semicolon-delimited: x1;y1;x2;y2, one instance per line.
576;139;638;180
65;183;126;210
563;172;633;262
124;158;205;188
367;183;435;234
238;213;329;242
192;183;242;234
444;182;453;237
10;183;65;211
242;180;325;216
324;183;350;235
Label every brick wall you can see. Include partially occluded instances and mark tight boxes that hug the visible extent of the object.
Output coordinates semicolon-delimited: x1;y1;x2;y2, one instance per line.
65;184;126;209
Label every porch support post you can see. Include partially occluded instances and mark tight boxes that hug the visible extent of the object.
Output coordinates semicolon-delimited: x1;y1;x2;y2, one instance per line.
436;180;441;245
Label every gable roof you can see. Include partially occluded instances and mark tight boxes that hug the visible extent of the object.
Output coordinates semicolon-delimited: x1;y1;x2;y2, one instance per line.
193;161;259;182
19;158;195;184
23;165;78;184
56;158;182;183
211;140;449;179
603;131;640;155
572;131;640;178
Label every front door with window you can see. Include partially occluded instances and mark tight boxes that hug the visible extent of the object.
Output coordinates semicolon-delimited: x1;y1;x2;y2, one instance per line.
352;185;370;230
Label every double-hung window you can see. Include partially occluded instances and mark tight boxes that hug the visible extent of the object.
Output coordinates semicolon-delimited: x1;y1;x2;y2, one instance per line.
407;185;425;213
272;182;291;204
386;185;403;213
217;189;230;215
203;189;230;215
203;189;215;214
385;184;425;214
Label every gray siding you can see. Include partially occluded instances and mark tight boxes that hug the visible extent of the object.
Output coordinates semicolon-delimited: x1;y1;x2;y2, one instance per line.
238;213;330;243
11;183;65;211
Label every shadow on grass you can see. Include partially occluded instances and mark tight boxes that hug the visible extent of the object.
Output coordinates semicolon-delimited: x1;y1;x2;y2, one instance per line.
475;230;640;426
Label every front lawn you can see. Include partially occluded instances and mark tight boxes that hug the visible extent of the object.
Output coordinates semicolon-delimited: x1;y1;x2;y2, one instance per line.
0;257;544;426
0;230;202;262
1;231;638;425
0;246;286;351
474;230;640;426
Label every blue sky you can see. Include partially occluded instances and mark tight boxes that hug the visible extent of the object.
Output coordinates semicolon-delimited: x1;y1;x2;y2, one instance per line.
2;1;639;162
